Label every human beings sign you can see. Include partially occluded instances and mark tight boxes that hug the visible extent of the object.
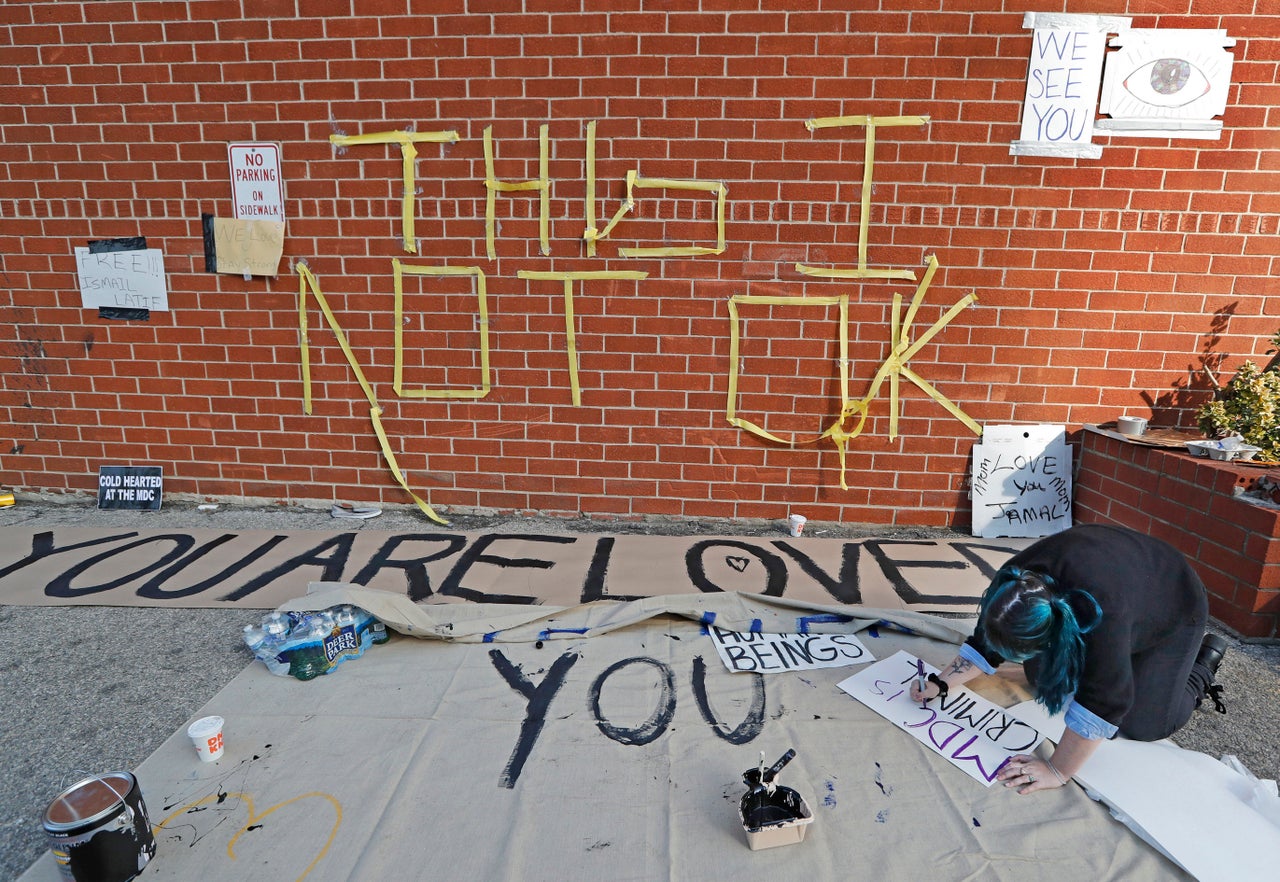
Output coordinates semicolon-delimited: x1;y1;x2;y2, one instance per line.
837;650;1043;786
707;625;872;674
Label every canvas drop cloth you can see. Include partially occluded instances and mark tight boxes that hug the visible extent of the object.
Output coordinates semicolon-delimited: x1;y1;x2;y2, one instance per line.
19;590;1185;882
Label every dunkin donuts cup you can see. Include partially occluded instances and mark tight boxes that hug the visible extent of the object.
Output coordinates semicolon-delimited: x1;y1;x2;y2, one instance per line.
787;514;807;537
187;716;225;762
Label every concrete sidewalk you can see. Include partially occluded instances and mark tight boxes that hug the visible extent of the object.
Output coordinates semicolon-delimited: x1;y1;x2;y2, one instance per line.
1;497;1277;879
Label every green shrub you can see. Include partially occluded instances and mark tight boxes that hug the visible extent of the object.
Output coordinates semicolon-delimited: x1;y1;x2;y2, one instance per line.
1198;360;1280;460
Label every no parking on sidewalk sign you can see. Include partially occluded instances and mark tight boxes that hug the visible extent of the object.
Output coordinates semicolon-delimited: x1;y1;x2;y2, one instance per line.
227;142;285;220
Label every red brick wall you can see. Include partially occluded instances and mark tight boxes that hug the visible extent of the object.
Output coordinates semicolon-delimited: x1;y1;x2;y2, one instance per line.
2;1;1279;526
1075;428;1280;638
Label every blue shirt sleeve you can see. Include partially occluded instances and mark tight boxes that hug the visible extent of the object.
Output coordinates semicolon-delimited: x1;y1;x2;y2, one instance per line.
1064;699;1118;740
958;642;997;675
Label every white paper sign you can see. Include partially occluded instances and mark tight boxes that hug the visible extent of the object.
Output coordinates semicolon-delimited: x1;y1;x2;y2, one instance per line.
707;626;872;674
1018;28;1107;145
1009;13;1128;158
837;651;1043;786
74;247;168;311
971;424;1071;539
1097;29;1236;140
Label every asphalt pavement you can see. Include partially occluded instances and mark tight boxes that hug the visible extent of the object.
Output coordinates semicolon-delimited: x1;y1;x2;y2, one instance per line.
1;496;1277;879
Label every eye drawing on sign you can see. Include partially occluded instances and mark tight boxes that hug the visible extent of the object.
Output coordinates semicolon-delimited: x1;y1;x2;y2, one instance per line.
1097;29;1235;139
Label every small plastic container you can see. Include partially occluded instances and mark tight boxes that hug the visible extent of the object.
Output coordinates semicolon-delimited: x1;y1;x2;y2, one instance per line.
1186;436;1259;462
739;749;813;851
739;786;814;850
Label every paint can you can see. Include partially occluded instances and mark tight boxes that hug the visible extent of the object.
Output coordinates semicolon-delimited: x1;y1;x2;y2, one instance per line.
739;749;812;850
0;491;14;507
739;784;814;850
42;772;157;882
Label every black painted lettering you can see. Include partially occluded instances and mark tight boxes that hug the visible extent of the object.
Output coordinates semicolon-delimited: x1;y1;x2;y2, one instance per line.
0;530;139;581
864;539;970;606
136;534;289;599
690;655;765;745
829;634;866;660
45;534;197;598
348;533;467;602
771;540;862;603
439;533;576;604
490;649;579;789
949;541;1024;581
589;657;676;746
746;643;783;671
722;645;756;672
685;540;787;595
777;639;816;667
579;536;642;603
219;533;356;602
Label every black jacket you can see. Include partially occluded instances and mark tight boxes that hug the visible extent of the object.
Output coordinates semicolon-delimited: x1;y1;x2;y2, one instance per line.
965;523;1207;731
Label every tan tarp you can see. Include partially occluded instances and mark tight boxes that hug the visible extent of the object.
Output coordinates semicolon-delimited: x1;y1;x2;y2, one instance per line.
19;591;1184;881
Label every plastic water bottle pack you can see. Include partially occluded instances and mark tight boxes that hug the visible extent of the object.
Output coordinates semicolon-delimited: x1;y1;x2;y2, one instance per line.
242;605;389;680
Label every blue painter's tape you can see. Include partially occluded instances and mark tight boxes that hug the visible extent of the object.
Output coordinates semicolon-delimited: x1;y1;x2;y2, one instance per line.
795;613;855;633
482;632;497;643
538;627;589;640
749;619;763;633
699;611;717;635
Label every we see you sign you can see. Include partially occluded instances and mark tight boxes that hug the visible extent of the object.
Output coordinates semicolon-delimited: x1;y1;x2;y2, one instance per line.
1012;13;1120;159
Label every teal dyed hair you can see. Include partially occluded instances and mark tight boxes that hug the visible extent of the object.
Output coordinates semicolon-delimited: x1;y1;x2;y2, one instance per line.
977;566;1102;715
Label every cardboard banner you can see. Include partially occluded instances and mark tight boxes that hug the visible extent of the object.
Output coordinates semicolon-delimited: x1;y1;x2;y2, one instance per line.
837;650;1044;786
0;528;1026;610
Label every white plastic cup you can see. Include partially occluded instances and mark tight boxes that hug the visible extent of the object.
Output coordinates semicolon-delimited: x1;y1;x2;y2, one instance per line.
787;514;807;537
187;716;225;762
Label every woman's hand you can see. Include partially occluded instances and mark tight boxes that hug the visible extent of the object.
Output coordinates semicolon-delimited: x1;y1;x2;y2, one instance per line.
997;754;1068;794
909;679;940;703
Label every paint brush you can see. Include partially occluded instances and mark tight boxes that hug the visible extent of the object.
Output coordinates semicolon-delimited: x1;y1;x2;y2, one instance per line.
763;749;796;792
916;658;928;708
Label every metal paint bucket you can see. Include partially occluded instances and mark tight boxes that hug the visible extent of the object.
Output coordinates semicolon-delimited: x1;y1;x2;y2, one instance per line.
42;772;156;882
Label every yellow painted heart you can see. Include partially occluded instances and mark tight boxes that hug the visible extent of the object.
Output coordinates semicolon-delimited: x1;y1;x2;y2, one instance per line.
154;790;342;881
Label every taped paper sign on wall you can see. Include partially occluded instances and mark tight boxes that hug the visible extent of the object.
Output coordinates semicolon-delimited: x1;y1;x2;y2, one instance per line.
838;650;1044;786
970;424;1072;539
707;626;873;674
210;218;285;278
75;246;168;312
1011;13;1131;159
1097;29;1236;139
